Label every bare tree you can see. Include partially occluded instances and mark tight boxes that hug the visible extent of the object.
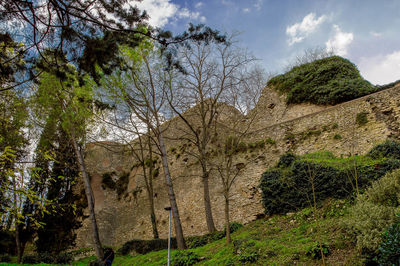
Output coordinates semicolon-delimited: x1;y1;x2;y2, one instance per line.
94;108;161;239
167;35;257;233
102;43;186;249
211;67;266;243
284;46;335;72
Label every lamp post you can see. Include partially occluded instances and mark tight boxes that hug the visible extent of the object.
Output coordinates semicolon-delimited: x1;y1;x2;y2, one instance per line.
164;206;172;266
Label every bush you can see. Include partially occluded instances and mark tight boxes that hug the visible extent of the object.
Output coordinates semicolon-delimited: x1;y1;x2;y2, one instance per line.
369;139;400;160
277;153;297;168
118;238;177;255
0;254;10;262
333;134;342;140
377;217;400;265
22;252;72;264
102;172;116;190
260;151;400;215
306;242;330;259
172;250;200;266
347;169;400;253
186;223;242;249
238;251;259;263
116;172;130;199
227;222;243;233
267;56;376;105
356;112;368;126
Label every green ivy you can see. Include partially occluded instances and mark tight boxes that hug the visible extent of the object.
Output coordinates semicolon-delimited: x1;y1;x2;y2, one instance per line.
267;56;376;105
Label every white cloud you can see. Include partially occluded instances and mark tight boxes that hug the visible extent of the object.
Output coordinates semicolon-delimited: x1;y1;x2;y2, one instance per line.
370;31;382;37
286;13;326;45
325;25;353;56
359;51;400;85
254;0;263;11
243;8;251;13
134;0;205;27
195;2;203;9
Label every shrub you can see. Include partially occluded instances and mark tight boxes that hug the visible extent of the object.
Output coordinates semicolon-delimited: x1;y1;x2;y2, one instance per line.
260;152;400;215
227;222;243;233
172;250;200;266
0;254;10;262
333;134;342;140
22;252;72;264
377;216;400;265
118;238;177;255
116;172;130;199
356;112;368;126
369;139;400;160
347;169;400;253
267;56;376;105
238;252;259;263
265;138;276;145
306;242;330;259
102;172;116;190
186;223;242;249
277;153;297;168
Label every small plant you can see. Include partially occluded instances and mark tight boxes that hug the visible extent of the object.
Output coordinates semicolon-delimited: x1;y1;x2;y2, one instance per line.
306;242;330;259
356;112;368;126
238;251;259;263
265;138;276;145
332;123;339;129
235;141;247;153
377;215;400;265
333;134;342;140
172;250;201;266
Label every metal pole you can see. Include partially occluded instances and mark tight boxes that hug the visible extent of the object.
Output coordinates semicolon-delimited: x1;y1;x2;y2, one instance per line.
167;209;171;266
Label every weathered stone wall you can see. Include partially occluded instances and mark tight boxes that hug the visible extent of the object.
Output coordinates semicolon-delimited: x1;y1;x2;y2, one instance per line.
75;83;400;248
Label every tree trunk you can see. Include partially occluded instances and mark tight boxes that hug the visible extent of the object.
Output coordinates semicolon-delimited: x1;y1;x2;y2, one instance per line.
15;221;21;263
147;138;159;239
202;169;216;233
158;132;186;249
12;174;22;263
71;136;104;260
224;194;231;244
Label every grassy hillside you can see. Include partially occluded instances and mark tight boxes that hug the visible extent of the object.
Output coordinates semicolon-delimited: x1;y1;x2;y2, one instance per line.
71;198;358;265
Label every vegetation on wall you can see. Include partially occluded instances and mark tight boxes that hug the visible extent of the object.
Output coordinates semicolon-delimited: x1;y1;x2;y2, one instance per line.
260;149;400;215
267;56;376;105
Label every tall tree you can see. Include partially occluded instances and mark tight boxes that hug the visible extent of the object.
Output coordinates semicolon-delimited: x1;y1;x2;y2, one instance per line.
33;54;104;259
33;126;83;254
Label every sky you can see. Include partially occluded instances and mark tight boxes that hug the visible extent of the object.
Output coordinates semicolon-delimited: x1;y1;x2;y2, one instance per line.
133;0;400;85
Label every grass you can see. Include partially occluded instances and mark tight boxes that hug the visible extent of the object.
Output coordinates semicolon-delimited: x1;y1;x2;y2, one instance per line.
1;199;361;265
66;199;359;265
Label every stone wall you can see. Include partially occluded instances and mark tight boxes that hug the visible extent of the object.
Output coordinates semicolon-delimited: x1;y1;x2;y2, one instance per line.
75;82;400;248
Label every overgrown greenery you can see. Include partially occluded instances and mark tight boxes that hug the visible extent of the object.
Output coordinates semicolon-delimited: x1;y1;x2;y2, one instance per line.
260;149;400;215
267;56;376;105
377;215;400;265
75;198;360;265
118;223;243;255
347;169;400;254
368;139;400;160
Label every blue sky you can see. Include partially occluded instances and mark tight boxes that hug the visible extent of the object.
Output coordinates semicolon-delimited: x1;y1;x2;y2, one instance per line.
134;0;400;85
